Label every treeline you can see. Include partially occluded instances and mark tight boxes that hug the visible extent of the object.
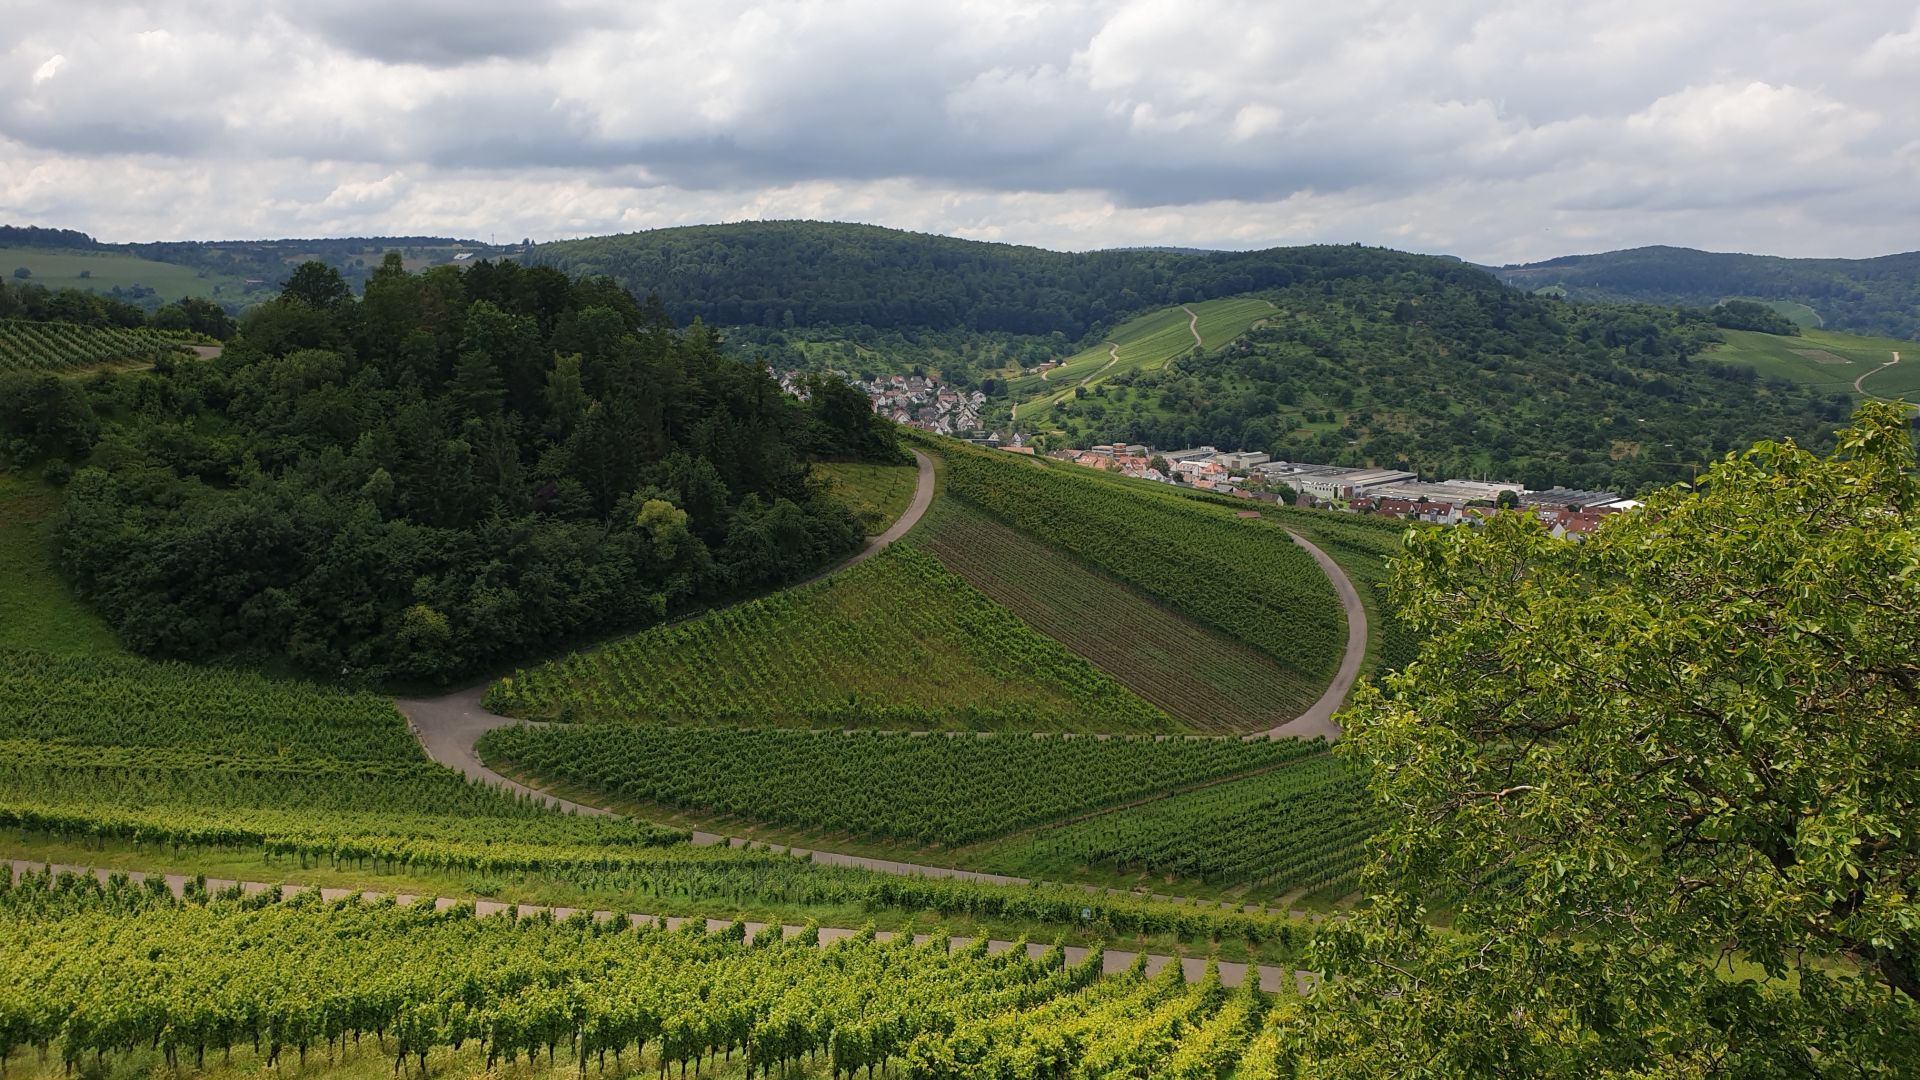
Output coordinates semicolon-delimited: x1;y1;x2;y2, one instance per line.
1498;244;1920;339
44;256;896;682
532;221;1491;338
1042;274;1855;493
0;277;235;338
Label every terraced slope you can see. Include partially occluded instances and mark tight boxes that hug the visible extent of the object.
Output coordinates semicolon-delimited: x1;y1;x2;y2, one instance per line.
919;500;1325;729
926;437;1345;688
484;544;1176;732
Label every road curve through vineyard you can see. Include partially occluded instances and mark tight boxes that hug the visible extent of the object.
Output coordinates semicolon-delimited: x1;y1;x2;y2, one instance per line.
397;454;1371;884
9;859;1302;991
1263;530;1367;741
397;448;1038;884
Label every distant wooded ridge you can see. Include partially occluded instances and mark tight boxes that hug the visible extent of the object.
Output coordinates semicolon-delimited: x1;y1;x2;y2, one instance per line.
1497;244;1920;338
11;220;1918;339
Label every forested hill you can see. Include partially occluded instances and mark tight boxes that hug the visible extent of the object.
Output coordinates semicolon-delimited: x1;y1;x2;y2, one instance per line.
1497;246;1920;339
31;256;896;684
530;221;1486;337
1035;271;1855;494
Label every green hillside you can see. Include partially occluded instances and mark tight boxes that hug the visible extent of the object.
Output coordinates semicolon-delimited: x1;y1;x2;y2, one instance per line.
928;436;1344;683
1013;296;1277;425
532;220;1495;338
919;499;1326;731
1035;271;1855;493
485;544;1176;732
0;246;250;304
1496;245;1920;338
1706;326;1920;400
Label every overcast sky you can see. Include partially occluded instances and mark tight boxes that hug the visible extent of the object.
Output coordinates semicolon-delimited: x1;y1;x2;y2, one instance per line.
4;1;1919;263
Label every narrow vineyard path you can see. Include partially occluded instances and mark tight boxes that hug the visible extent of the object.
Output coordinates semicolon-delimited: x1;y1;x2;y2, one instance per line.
1263;530;1366;741
1182;305;1202;347
7;859;1305;992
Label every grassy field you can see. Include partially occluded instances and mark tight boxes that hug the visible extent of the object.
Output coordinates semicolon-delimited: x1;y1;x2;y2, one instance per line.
1012;297;1277;425
811;459;919;534
1707;327;1920;399
0;476;122;656
0;246;250;301
485;544;1176;731
1727;297;1824;328
918;500;1326;731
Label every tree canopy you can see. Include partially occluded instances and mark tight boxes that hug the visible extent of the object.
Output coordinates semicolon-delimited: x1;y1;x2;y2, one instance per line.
53;257;889;683
1279;402;1920;1076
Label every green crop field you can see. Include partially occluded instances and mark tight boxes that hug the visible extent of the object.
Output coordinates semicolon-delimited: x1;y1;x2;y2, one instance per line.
0;478;123;656
977;755;1379;903
924;436;1345;686
811;459;919;535
0;319;192;373
1707;327;1920;399
485;544;1174;732
919;500;1326;730
1726;297;1823;329
1011;296;1277;425
0;246;250;301
2;871;1289;1080
478;723;1316;846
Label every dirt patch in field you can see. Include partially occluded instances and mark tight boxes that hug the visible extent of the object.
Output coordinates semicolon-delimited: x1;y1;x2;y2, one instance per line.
1790;349;1851;365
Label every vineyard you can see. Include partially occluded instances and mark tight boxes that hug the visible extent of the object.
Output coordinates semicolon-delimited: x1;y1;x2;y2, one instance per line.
0;868;1296;1080
0;649;421;761
919;500;1325;730
478;723;1320;846
1263;507;1425;673
979;757;1379;902
484;544;1175;732
0;319;192;373
924;436;1345;681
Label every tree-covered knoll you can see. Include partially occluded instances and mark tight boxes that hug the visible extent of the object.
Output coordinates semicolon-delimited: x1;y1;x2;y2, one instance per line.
532;220;1491;338
1279;404;1920;1076
1036;273;1855;493
45;257;893;683
1498;244;1920;339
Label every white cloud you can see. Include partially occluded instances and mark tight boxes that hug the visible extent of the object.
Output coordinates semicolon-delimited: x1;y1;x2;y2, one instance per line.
0;0;1916;262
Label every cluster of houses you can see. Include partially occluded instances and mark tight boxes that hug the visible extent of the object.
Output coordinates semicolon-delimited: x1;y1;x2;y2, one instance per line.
1046;444;1639;539
778;369;992;437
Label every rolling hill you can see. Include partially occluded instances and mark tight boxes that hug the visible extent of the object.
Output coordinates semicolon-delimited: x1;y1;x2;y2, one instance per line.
1496;245;1920;339
1011;296;1278;425
530;220;1492;339
1034;269;1858;493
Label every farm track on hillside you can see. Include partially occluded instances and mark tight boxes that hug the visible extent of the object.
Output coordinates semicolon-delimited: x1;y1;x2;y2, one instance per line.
397;451;1369;893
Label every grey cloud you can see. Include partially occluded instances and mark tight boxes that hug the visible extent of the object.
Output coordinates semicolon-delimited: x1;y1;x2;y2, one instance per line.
288;0;617;66
0;1;1917;260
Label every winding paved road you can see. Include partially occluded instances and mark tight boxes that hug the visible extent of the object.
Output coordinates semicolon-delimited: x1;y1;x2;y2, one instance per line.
8;860;1304;992
395;451;1370;888
1264;530;1367;741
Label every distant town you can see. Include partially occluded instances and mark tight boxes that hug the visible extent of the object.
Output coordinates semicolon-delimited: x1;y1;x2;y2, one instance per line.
783;366;1634;538
1043;443;1639;538
777;369;991;437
